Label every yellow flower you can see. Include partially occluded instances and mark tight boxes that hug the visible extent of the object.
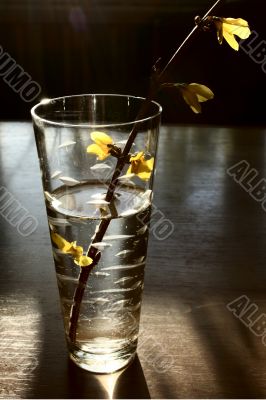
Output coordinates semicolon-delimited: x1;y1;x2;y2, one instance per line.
179;83;214;114
51;232;93;267
87;131;113;160
215;18;251;51
127;152;154;181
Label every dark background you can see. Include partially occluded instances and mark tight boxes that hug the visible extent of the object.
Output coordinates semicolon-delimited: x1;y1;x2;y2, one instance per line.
0;0;265;125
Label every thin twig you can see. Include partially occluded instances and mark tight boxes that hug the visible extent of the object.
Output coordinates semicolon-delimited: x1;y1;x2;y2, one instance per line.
160;0;224;77
69;218;110;342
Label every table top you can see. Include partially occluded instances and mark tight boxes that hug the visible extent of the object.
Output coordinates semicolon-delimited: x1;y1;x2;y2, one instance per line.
1;122;266;399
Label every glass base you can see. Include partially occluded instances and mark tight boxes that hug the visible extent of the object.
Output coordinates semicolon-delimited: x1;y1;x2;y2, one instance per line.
69;348;136;374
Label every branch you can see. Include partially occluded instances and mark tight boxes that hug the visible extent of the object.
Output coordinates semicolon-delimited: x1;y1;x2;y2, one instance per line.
68;0;225;343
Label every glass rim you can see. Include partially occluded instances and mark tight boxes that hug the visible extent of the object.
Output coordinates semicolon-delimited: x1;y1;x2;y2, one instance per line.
31;93;162;129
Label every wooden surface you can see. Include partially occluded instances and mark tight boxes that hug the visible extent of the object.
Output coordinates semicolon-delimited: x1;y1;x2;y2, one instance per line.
1;122;266;398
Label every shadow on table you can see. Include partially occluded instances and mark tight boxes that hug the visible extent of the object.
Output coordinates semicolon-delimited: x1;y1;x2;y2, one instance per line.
67;356;150;399
30;339;150;399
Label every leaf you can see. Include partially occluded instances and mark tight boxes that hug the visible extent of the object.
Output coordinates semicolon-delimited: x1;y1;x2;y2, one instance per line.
59;176;81;186
115;140;127;145
118;173;135;181
51;170;62;179
58;141;76;149
104;234;134;240
86;199;110;205
90;193;107;200
90;163;111;171
115;250;134;258
44;191;62;208
137;225;148;235
120;209;138;217
92;242;112;250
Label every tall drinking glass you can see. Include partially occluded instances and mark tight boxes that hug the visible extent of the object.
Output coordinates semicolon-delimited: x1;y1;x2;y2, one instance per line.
31;94;161;373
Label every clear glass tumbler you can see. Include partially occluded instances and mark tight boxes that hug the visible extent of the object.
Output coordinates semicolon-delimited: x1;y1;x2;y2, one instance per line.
31;94;161;373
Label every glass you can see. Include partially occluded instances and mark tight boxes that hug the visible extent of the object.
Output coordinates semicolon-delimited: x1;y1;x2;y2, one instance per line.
31;94;161;373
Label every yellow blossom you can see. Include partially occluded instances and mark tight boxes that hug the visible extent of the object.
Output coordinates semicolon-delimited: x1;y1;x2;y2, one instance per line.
179;83;214;114
87;131;113;160
215;18;251;51
51;232;93;267
127;152;154;181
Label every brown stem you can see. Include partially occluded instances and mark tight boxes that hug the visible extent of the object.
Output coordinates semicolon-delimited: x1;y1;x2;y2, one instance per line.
159;0;224;79
68;0;224;343
69;218;110;342
68;89;158;342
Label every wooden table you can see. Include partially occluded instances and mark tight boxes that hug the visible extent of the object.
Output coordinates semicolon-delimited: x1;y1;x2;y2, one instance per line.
1;122;266;398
